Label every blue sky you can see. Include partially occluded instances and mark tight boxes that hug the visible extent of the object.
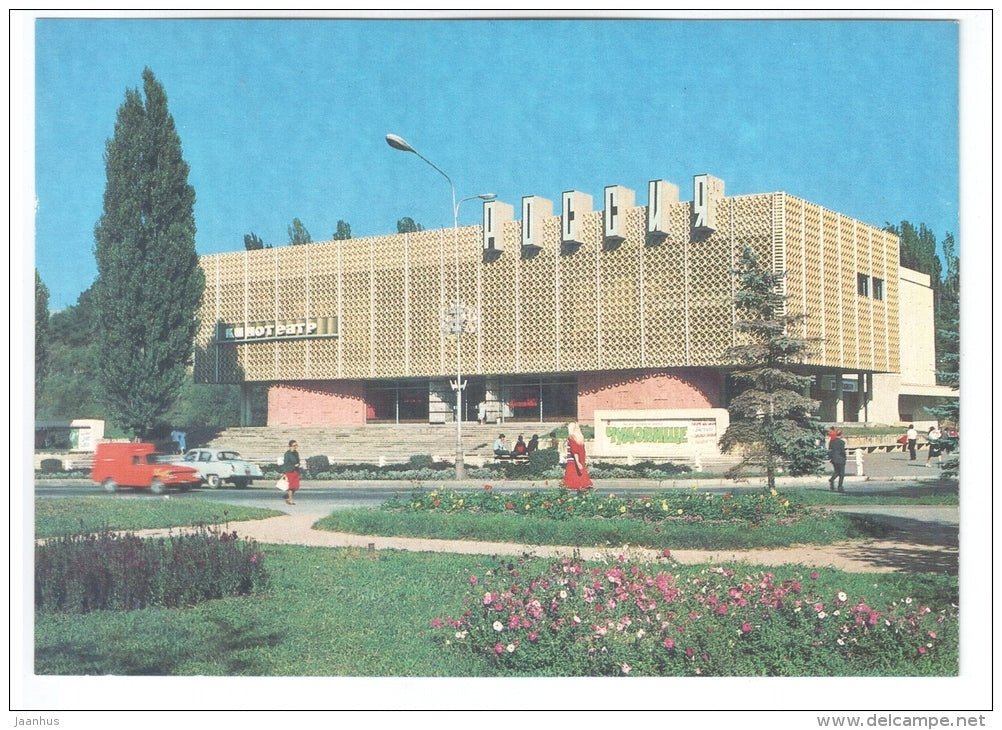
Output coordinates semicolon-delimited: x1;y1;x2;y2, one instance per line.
27;14;968;310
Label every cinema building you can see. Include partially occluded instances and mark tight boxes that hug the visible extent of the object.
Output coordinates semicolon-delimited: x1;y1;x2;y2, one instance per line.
193;175;951;457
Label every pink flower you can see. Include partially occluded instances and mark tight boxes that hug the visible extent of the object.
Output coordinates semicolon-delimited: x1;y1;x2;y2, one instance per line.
431;618;443;628
662;549;672;558
686;647;694;658
918;646;927;655
529;631;538;642
494;643;504;655
621;663;631;674
810;571;819;580
482;592;493;605
928;631;937;639
664;637;675;650
469;576;478;585
741;622;752;633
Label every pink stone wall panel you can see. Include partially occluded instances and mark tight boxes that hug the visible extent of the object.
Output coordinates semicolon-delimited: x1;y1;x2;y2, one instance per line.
577;369;724;422
268;381;367;426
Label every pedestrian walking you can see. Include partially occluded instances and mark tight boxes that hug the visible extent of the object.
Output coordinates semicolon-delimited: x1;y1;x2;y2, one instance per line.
925;426;943;467
562;421;593;491
282;439;303;505
906;424;918;461
828;429;847;492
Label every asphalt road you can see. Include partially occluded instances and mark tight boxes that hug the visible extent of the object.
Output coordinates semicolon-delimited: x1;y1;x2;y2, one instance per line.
34;476;959;524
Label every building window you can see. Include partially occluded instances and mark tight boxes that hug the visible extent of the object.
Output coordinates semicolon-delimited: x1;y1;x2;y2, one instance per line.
857;272;869;297
872;277;884;300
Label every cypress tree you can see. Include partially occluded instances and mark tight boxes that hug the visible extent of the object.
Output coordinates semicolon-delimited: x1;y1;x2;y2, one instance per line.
718;247;827;488
93;67;204;438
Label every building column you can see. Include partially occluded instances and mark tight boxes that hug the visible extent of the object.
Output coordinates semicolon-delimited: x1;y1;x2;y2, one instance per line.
240;383;253;426
834;373;844;422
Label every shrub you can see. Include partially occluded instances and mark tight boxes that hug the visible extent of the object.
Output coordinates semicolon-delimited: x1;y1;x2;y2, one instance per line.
35;524;268;613
306;454;331;473
40;458;65;474
408;454;434;468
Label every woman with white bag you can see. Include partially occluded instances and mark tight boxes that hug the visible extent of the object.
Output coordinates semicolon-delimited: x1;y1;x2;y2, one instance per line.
280;439;303;505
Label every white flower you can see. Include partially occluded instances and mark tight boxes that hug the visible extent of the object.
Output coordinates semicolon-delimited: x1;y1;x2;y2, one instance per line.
837;639;845;646
559;590;568;599
818;611;828;619
493;621;504;632
837;591;847;602
455;631;468;639
905;597;913;604
636;629;646;639
506;643;516;653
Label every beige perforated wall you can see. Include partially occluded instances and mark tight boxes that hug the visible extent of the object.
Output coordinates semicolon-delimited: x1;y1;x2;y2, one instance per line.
193;190;898;384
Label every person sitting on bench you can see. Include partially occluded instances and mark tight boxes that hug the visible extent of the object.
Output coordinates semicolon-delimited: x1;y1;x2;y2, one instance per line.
512;434;528;458
493;434;510;458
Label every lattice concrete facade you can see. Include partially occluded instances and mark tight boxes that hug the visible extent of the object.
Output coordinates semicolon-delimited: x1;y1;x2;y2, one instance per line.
193;176;904;426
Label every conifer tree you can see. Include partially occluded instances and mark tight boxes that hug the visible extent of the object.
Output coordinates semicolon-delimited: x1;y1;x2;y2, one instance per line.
718;247;827;488
35;269;50;394
93;67;204;438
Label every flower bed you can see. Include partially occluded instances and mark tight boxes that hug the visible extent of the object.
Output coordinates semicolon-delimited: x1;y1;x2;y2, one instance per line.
386;484;799;525
35;524;269;613
430;557;958;676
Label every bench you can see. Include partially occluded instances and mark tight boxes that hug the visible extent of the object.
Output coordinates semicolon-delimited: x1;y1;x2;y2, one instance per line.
493;453;529;465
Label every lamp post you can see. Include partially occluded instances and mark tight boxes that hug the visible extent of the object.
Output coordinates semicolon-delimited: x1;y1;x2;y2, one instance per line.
386;133;496;481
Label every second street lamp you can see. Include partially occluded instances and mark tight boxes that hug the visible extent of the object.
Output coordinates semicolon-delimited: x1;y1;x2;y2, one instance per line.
386;133;496;481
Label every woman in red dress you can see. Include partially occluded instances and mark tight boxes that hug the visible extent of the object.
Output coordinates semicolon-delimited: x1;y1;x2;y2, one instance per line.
562;421;593;491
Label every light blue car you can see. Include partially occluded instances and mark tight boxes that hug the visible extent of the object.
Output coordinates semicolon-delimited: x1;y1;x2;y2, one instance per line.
172;448;264;489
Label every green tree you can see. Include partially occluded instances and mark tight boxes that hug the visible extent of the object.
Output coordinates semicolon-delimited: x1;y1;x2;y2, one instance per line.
288;218;312;245
886;221;942;289
92;67;204;439
35;270;50;394
926;231;959;479
244;232;265;250
397;217;424;234
35;286;106;423
718;247;827;488
333;220;352;240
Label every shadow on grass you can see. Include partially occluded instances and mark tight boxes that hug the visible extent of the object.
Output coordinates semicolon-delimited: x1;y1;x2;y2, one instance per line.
845;513;958;576
36;612;287;676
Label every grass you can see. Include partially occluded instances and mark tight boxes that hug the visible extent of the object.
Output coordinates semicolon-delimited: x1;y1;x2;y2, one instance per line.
33;497;283;539
315;507;869;551
34;544;958;677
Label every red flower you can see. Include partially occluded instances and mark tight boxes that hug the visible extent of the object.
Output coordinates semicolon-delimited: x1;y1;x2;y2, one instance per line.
810;571;820;580
662;549;671;558
484;484;493;490
741;622;752;633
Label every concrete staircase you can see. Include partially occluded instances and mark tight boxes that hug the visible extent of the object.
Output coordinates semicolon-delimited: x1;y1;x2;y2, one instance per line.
202;424;739;473
203;424;558;468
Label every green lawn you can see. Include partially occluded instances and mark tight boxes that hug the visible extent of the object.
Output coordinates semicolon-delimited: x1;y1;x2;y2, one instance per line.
33;496;283;538
31;497;959;677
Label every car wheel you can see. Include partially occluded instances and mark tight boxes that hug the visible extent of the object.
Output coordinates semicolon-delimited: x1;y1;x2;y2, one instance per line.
231;477;248;489
150;478;166;495
102;478;118;493
206;474;221;488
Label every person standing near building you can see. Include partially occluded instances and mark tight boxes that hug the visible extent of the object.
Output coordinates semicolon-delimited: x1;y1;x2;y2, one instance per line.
477;400;487;425
925;426;943;468
906;424;918;461
562;421;593;491
282;439;303;505
828;429;847;492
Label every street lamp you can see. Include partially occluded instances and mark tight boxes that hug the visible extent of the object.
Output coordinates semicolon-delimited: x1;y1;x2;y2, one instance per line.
386;133;497;481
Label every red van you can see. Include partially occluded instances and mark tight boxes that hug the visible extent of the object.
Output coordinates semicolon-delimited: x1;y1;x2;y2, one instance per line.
91;442;203;494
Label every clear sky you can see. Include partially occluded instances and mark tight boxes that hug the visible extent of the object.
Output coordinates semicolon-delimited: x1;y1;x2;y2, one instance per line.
27;12;966;310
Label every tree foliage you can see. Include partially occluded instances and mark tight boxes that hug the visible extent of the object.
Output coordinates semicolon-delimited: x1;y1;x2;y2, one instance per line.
35;270;50;393
397;217;424;234
333;220;352;240
243;232;265;250
92;67;204;438
287;218;311;245
718;247;827;487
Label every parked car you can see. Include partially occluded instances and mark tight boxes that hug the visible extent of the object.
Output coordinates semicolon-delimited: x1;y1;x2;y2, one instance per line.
91;442;202;494
172;448;264;488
